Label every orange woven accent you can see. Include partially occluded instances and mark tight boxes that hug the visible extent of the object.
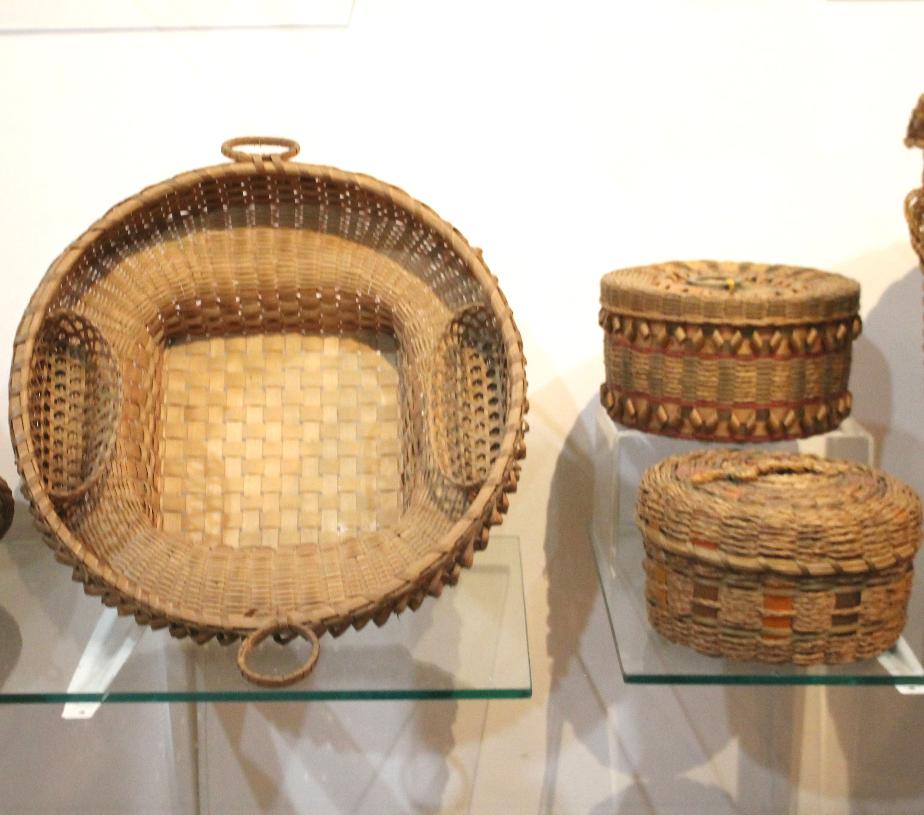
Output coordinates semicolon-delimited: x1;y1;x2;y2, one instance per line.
763;595;793;613
692;538;718;552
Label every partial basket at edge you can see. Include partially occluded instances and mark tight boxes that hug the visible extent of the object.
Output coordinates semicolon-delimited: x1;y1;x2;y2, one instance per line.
905;93;924;267
636;450;922;665
0;478;12;541
10;137;528;687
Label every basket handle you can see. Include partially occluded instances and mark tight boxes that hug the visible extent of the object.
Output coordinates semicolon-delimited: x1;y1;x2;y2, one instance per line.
29;310;122;507
236;622;320;688
690;457;849;486
686;273;741;293
429;305;504;492
221;136;300;163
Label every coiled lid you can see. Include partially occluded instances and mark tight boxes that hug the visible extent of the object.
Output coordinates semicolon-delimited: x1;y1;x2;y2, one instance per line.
636;450;921;576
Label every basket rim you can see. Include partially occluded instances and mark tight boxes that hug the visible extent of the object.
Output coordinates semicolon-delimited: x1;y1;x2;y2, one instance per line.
9;151;527;635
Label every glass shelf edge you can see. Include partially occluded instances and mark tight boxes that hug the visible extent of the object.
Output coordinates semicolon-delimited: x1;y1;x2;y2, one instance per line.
0;688;532;705
621;675;924;687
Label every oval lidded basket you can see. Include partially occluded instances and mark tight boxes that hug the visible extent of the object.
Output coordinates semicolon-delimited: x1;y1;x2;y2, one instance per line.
9;137;528;687
599;261;861;442
637;450;922;665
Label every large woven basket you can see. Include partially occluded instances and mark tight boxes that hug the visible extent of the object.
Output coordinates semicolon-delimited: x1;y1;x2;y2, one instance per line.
599;261;861;442
637;450;922;665
10;137;528;687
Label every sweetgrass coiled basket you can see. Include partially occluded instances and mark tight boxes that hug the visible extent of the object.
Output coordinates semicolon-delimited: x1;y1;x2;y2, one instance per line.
599;261;861;442
637;450;922;665
10;137;528;687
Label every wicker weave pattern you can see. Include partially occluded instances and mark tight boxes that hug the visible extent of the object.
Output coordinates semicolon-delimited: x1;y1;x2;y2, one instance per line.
430;306;510;489
158;332;402;549
28;312;122;504
10;139;527;684
600;261;860;442
644;548;913;665
601;261;860;325
636;450;922;664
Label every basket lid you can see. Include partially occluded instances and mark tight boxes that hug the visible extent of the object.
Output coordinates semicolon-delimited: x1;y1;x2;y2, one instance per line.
636;450;922;577
601;261;860;326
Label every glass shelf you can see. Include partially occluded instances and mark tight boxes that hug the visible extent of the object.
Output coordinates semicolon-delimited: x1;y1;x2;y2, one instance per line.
591;410;924;687
0;516;530;704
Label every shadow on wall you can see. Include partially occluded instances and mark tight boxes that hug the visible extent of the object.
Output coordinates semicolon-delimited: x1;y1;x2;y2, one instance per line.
849;259;923;494
0;605;22;690
852;335;891;469
1;497;82;653
540;376;622;813
827;685;924;810
541;382;791;815
825;258;924;811
209;651;464;815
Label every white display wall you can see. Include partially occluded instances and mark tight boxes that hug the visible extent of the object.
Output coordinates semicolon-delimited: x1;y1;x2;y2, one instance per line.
2;1;924;812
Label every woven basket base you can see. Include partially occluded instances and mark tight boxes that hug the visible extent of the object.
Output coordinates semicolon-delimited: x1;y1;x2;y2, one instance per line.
602;384;851;443
643;544;912;665
158;331;403;549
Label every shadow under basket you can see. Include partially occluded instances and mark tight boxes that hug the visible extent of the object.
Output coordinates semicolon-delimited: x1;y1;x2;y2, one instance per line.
10;137;528;687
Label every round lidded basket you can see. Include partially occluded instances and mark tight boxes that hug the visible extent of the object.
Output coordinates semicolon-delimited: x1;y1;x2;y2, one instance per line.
10;137;528;688
637;450;922;665
599;261;862;442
